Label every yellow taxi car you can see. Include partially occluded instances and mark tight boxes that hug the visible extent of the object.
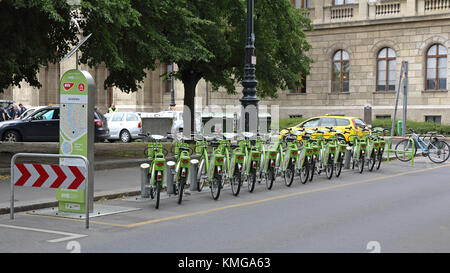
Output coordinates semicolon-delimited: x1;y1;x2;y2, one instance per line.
279;114;368;142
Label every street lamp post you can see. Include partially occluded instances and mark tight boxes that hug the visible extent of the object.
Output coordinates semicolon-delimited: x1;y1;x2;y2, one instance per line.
169;62;176;108
240;0;259;134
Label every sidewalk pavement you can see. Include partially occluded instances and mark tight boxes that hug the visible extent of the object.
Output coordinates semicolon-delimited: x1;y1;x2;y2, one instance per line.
0;165;144;215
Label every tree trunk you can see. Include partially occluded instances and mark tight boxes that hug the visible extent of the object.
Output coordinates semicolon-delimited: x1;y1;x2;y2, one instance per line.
181;73;201;137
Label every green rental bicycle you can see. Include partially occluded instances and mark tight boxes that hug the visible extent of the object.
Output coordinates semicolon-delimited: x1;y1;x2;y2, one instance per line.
349;128;370;174
282;130;300;187
297;129;317;183
223;133;246;196
168;134;196;205
144;134;168;209
260;132;282;190
313;128;335;180
242;132;261;193
195;135;225;200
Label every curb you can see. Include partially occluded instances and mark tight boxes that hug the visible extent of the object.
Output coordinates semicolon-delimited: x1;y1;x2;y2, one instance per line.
0;158;148;175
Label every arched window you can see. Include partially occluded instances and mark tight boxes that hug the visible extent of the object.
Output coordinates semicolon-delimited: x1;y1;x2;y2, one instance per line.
426;44;447;90
377;48;396;91
332;50;350;92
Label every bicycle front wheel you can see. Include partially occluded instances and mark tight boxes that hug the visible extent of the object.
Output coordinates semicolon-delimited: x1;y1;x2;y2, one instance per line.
395;139;417;162
428;140;450;163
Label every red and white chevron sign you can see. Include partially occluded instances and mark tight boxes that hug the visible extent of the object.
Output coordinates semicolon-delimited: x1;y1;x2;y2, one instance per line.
13;163;86;190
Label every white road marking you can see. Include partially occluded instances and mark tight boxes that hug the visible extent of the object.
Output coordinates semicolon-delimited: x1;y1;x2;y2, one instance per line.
0;224;87;243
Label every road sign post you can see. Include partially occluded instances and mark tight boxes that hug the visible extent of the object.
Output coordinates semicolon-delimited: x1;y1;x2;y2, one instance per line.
57;69;95;213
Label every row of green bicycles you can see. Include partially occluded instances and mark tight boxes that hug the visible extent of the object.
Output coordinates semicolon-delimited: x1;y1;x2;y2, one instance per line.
141;126;390;209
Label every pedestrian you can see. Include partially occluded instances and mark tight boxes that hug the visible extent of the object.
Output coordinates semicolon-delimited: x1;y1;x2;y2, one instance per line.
108;103;118;113
18;103;27;115
6;105;14;120
9;105;20;119
0;105;6;122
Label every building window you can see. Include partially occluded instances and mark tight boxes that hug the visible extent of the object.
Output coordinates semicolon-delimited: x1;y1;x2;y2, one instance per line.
290;75;306;94
377;48;396;92
333;0;354;5
426;44;447;90
332;50;350;93
295;0;310;8
425;115;441;124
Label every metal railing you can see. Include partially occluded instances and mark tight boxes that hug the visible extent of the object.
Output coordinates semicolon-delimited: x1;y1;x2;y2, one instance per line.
10;153;91;229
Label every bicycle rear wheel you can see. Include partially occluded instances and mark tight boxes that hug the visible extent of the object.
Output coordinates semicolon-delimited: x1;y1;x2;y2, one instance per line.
358;154;364;174
367;150;376;172
326;157;333;179
334;155;343;177
248;168;257;192
211;171;221;200
427;140;450;163
376;152;382;170
308;160;315;182
395;139;417;162
177;177;185;204
197;159;206;192
230;169;241;196
284;164;294;187
155;180;161;209
266;166;275;190
299;160;309;184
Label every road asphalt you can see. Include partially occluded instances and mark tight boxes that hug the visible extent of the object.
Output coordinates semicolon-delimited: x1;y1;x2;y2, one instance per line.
1;156;449;253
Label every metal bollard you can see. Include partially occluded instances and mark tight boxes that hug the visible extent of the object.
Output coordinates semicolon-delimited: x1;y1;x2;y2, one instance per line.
344;146;352;169
189;159;199;191
166;161;176;195
140;163;150;198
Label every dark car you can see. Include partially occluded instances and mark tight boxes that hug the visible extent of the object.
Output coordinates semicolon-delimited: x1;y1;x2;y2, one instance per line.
0;105;109;142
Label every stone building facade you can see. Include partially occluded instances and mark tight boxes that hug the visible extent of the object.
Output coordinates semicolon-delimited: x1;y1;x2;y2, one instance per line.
2;0;450;124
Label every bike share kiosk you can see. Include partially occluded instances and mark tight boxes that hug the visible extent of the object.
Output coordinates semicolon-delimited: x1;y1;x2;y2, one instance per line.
57;69;95;213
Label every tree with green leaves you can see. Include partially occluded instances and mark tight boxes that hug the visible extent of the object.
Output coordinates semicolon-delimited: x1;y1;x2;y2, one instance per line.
0;0;78;91
0;0;210;95
1;0;312;136
165;0;313;133
78;0;212;93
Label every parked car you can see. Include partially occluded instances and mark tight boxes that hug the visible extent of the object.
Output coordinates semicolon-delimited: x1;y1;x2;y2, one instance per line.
18;106;43;120
104;112;142;142
279;114;368;142
0;105;109;142
0;100;14;109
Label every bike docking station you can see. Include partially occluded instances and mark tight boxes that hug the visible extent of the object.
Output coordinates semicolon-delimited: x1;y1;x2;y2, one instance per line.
126;138;203;204
10;35;139;228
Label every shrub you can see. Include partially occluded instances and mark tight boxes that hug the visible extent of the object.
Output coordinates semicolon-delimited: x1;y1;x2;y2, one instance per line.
372;119;450;136
278;117;308;130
